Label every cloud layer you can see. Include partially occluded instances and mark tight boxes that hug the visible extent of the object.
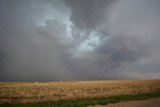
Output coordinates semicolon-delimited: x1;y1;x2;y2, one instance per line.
0;0;160;81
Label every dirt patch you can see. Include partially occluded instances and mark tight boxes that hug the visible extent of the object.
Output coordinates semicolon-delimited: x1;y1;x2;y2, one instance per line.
90;97;160;107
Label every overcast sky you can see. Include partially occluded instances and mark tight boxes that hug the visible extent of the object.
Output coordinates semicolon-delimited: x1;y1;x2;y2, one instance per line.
0;0;160;81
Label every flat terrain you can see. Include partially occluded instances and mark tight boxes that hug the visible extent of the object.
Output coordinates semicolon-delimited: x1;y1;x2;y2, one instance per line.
91;97;160;107
0;80;160;104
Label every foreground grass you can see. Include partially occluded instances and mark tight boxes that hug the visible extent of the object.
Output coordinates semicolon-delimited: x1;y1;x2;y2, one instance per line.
1;80;160;104
1;91;160;107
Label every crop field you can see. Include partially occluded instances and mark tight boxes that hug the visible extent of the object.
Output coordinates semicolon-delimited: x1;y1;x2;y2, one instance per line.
0;80;160;105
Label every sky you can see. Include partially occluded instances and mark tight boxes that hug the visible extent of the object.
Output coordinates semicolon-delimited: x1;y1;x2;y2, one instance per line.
0;0;160;81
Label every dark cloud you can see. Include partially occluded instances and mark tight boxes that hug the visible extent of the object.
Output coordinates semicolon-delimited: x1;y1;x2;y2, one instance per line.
64;0;117;29
0;0;160;81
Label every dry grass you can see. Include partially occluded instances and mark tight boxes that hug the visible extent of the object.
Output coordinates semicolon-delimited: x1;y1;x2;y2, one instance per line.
0;80;160;104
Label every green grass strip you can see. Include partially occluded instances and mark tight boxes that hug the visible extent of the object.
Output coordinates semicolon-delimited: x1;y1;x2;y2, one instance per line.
1;91;160;107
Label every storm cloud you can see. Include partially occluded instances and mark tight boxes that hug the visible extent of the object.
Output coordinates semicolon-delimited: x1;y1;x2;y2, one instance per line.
0;0;160;81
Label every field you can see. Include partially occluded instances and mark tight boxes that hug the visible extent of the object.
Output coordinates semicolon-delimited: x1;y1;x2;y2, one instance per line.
0;80;160;105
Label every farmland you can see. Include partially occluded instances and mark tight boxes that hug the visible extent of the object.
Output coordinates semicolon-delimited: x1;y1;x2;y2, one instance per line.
0;80;160;105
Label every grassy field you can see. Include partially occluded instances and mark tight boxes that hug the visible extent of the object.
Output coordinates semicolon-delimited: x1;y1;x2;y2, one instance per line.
0;80;160;105
1;92;160;107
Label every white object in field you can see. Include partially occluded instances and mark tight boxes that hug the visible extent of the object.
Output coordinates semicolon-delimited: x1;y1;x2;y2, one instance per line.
58;79;62;82
35;81;38;84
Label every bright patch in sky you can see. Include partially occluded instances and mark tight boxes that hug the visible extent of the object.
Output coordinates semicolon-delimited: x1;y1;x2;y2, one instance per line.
73;31;100;57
